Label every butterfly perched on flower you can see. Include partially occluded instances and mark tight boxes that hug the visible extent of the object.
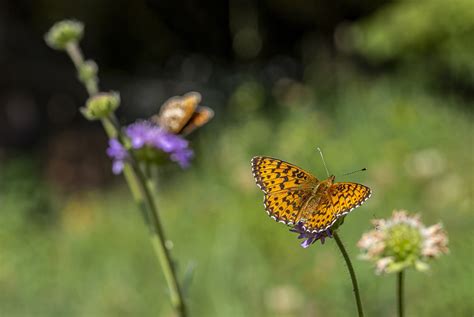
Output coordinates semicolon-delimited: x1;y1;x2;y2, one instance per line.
152;91;214;135
251;156;371;233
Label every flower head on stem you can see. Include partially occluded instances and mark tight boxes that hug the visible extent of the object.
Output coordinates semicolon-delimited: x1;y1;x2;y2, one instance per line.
290;223;333;248
358;210;449;274
45;18;189;316
290;216;349;248
107;121;194;174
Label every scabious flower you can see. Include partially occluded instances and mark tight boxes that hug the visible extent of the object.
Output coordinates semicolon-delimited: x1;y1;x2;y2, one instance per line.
126;121;193;167
291;223;333;248
106;121;193;174
290;216;349;248
357;210;449;274
106;139;128;174
290;217;352;248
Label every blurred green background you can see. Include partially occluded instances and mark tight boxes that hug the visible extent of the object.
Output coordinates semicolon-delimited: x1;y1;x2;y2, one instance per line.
1;0;473;316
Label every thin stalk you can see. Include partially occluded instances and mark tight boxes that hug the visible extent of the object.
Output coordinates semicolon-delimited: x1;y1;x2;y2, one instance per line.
397;270;404;317
65;43;98;95
131;156;187;316
333;232;364;317
64;43;187;316
112;128;187;315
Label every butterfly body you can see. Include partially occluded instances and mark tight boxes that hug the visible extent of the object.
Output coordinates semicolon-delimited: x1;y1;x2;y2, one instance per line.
251;156;371;233
152;92;214;135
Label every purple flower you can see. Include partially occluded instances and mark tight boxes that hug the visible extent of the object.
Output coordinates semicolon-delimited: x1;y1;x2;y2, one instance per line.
106;121;194;174
126;121;194;168
170;148;194;168
290;222;333;248
106;138;128;174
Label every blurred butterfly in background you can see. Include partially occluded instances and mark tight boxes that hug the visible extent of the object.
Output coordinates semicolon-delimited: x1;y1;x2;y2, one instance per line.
152;91;214;135
251;156;371;233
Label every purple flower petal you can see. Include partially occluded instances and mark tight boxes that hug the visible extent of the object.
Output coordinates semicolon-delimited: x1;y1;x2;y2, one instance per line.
291;222;333;248
107;139;127;160
170;148;194;168
106;138;128;174
124;121;194;169
112;160;125;174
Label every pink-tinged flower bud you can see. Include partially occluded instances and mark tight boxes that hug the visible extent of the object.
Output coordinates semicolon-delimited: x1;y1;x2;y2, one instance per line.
358;210;449;274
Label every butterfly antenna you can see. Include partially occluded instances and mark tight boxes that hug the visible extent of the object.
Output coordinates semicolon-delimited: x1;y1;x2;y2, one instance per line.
341;168;367;176
317;147;330;177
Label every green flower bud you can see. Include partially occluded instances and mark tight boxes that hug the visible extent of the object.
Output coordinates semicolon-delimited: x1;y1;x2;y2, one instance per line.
44;20;84;50
81;92;120;120
78;60;98;83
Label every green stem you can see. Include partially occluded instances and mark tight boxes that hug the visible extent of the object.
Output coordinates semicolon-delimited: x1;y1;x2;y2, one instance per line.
114;130;187;315
131;157;187;316
397;270;404;317
65;43;98;95
333;232;364;317
64;44;187;316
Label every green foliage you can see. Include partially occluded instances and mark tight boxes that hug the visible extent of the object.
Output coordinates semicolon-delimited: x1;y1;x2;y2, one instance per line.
1;71;472;316
351;0;474;84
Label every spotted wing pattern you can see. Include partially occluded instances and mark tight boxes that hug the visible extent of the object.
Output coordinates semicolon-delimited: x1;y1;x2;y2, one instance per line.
263;190;314;225
329;183;371;215
251;156;372;234
301;182;371;233
251;156;318;193
251;156;318;225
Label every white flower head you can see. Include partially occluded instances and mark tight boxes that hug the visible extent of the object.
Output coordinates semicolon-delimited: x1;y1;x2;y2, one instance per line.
358;210;449;274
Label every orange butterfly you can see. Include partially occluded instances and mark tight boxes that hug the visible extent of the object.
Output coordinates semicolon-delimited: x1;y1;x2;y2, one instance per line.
152;92;214;135
251;156;371;233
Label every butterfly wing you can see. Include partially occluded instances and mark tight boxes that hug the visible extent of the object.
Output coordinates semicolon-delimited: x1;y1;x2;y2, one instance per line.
263;190;314;225
180;106;214;135
251;156;319;225
301;182;371;233
329;182;371;215
154;92;201;134
251;156;318;193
